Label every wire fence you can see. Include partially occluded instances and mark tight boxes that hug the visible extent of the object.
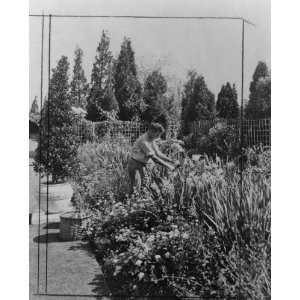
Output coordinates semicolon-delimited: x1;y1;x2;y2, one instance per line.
189;118;271;147
75;119;181;144
74;118;271;148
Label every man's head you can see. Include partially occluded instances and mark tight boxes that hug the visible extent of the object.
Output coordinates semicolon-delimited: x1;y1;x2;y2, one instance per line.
147;122;165;140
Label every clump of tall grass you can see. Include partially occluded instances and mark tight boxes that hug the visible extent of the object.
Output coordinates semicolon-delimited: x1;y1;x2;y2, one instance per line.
145;146;270;241
142;148;270;297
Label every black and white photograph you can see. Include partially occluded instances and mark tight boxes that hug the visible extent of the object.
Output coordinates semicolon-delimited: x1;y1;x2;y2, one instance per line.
27;0;272;299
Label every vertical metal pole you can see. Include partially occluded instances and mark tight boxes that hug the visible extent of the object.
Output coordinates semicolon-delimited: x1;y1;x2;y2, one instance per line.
239;18;245;299
37;13;44;295
45;14;52;294
239;19;245;193
240;20;245;150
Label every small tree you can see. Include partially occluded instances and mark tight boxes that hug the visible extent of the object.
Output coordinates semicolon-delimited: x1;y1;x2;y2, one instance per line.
181;71;215;135
30;96;39;114
70;47;89;109
245;62;271;119
114;37;142;120
216;82;239;119
34;56;79;183
86;31;119;121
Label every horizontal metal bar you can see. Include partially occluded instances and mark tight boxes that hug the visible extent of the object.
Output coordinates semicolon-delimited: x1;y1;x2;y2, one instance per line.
28;14;255;25
33;294;203;298
243;18;256;27
33;294;103;298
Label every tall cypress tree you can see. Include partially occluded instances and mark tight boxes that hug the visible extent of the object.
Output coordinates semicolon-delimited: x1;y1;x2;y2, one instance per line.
34;56;78;183
181;71;215;135
70;47;89;109
141;70;168;126
86;31;118;121
245;61;270;119
216;82;239;119
114;37;141;121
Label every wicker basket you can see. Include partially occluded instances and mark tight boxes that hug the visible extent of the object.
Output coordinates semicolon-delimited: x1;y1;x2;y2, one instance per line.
59;211;91;241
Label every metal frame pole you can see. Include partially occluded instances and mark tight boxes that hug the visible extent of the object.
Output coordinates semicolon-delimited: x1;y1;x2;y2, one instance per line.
37;12;44;294
45;14;52;294
239;19;245;197
240;20;245;151
239;18;245;299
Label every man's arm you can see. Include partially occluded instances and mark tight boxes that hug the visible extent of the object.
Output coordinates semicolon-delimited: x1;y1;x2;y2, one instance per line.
150;154;175;170
152;142;174;164
140;140;175;170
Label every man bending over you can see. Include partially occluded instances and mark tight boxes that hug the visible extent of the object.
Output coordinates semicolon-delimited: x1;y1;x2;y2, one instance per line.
128;122;179;193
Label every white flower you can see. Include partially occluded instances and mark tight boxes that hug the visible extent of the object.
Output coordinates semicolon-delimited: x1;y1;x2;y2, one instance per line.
182;232;189;239
166;215;173;222
155;255;161;262
138;253;145;259
113;265;122;276
169;229;180;238
135;259;143;266
164;252;171;259
138;272;145;280
147;235;155;243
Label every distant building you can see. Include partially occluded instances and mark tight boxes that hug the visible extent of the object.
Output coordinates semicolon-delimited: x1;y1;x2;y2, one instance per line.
29;106;87;140
29;113;40;140
71;106;87;118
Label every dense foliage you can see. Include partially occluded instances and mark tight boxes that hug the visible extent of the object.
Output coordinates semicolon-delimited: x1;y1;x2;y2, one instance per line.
245;61;271;119
192;121;240;159
71;137;270;299
141;70;175;131
71;137;131;210
181;71;216;136
216;82;239;119
34;56;79;183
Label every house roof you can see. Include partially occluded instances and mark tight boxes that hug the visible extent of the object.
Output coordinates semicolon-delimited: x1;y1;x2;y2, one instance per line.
71;106;87;117
29;112;40;125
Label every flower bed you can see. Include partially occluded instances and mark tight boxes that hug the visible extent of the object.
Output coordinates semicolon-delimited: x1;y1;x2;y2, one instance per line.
72;137;271;299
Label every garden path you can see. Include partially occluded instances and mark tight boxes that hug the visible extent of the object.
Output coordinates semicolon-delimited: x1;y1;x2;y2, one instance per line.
29;223;111;300
29;139;111;299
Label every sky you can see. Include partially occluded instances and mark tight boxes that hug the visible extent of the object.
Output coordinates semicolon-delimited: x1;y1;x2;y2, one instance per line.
29;0;270;108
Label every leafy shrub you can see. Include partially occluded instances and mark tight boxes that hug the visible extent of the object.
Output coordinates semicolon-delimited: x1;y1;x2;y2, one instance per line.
71;136;131;210
195;121;240;159
96;204;270;298
244;145;271;176
34;120;79;182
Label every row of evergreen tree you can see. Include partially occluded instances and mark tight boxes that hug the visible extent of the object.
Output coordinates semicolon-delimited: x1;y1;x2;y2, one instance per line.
31;31;271;128
44;31;179;128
